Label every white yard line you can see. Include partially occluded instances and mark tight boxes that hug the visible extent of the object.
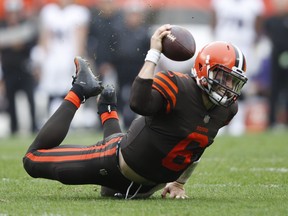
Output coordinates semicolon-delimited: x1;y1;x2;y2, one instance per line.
230;167;288;173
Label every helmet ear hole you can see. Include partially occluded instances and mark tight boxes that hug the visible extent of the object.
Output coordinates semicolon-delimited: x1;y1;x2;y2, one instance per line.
198;63;203;71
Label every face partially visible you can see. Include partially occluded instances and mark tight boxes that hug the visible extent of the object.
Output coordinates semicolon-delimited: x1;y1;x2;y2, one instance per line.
215;70;232;86
58;0;74;7
4;0;23;23
207;64;247;107
98;0;117;16
273;0;288;14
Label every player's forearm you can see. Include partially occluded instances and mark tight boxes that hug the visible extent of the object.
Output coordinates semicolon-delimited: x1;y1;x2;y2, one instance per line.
176;159;200;184
138;60;157;79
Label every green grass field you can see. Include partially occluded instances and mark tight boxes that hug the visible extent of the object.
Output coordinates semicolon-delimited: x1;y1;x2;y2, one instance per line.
0;130;287;216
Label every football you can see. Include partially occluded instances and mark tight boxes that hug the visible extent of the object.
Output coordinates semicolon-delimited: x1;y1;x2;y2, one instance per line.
162;25;196;61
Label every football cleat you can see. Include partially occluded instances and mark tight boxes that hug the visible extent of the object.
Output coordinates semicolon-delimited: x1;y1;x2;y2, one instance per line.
97;85;117;114
72;56;103;101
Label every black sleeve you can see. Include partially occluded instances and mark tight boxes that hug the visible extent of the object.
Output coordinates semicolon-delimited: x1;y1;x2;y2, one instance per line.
129;76;165;116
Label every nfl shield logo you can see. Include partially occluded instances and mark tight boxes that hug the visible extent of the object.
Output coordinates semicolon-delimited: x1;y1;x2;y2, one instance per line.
203;115;210;124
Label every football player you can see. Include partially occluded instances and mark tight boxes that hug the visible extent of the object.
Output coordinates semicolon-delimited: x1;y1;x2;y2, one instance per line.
23;24;248;199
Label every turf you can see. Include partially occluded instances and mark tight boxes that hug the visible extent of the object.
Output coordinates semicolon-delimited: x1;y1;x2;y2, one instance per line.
0;130;287;216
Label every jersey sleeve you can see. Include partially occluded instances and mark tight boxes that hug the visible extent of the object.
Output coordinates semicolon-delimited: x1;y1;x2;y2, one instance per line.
152;71;179;113
130;76;165;116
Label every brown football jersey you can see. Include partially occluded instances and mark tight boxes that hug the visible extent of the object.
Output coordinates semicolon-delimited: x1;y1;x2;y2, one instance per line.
121;71;238;183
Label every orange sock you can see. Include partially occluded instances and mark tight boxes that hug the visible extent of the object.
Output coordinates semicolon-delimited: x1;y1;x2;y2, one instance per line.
64;91;81;108
100;111;119;124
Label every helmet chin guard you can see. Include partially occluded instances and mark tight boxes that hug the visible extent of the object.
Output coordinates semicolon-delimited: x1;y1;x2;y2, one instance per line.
210;91;228;106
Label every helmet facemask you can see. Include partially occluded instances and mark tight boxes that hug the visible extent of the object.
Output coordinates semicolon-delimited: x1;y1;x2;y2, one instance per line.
199;64;248;107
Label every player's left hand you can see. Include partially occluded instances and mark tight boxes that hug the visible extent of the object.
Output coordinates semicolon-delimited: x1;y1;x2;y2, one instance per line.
161;181;188;199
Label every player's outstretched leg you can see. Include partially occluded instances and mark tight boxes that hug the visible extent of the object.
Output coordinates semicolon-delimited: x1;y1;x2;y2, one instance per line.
97;85;122;139
97;85;123;197
25;56;103;153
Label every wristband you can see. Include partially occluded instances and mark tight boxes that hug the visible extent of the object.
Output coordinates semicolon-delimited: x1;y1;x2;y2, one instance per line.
144;49;161;65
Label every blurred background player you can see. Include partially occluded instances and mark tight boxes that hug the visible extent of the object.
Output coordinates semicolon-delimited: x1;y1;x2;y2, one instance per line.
210;0;265;135
88;0;150;129
87;0;123;87
30;0;90;123
264;0;288;130
113;0;150;129
0;0;38;135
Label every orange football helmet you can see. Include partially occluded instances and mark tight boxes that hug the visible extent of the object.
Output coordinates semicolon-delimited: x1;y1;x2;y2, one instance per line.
192;41;248;107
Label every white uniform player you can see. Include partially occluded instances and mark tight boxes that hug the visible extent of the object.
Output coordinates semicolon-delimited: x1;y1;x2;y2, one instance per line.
32;1;89;115
211;0;265;135
211;0;264;76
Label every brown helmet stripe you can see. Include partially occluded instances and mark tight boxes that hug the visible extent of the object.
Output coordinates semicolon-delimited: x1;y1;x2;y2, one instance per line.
233;45;246;72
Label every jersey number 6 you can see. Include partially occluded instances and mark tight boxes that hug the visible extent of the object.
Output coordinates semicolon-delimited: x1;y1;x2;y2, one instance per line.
162;132;209;172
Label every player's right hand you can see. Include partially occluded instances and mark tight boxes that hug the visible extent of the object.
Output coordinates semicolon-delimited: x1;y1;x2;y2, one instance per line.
150;24;171;52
